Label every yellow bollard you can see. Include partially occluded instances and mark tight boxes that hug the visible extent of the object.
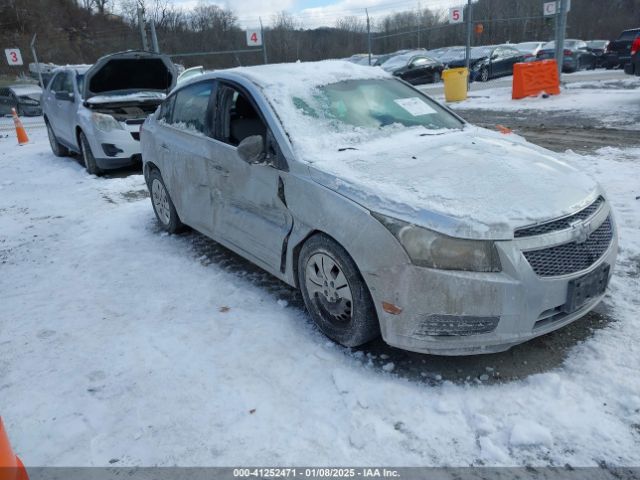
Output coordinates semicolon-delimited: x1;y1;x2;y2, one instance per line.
442;68;469;102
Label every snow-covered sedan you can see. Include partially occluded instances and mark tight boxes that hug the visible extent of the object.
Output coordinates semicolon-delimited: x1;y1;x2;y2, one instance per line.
140;61;617;355
42;51;176;175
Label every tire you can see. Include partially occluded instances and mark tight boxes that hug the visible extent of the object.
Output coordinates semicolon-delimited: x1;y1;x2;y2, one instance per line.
298;234;379;347
148;168;184;234
479;67;489;82
79;131;102;176
46;120;69;157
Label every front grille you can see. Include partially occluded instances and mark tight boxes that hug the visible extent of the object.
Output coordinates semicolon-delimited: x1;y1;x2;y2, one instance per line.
515;197;604;238
413;314;500;337
523;216;613;277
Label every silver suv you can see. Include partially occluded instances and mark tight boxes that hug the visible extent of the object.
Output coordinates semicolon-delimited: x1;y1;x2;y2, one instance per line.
42;51;175;175
140;61;617;355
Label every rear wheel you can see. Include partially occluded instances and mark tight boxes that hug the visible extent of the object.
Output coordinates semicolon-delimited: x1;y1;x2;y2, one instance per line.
298;234;379;347
46;121;69;157
148;169;184;234
79;132;102;176
479;66;489;82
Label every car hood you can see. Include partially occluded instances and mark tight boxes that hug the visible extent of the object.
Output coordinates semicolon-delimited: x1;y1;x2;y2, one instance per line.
83;50;176;100
306;126;600;240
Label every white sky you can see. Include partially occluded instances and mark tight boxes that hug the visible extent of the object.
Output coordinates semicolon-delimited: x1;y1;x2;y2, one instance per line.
170;0;462;29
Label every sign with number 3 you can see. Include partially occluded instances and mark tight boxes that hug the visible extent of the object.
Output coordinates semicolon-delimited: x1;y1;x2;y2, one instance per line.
246;29;263;47
5;48;23;66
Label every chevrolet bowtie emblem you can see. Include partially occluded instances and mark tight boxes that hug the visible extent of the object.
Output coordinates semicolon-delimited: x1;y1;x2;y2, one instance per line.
573;221;590;244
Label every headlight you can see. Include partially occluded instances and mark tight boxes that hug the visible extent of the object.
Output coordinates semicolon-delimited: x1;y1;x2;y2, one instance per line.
91;112;123;132
471;62;483;71
372;213;501;272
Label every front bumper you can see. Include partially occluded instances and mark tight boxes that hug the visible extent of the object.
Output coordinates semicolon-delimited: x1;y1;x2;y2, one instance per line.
86;121;143;170
365;209;618;356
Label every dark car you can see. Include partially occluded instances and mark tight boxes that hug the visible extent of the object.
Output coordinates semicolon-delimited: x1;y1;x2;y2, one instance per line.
445;45;524;82
0;84;43;116
586;40;610;67
380;51;444;84
537;39;597;72
624;37;640;76
604;28;640;69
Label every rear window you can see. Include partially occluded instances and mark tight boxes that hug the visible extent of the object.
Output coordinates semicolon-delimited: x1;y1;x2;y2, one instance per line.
619;30;640;41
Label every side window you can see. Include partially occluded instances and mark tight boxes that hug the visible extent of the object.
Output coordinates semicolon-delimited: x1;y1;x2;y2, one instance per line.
216;84;267;146
59;73;74;94
49;73;64;92
171;81;214;133
158;94;176;124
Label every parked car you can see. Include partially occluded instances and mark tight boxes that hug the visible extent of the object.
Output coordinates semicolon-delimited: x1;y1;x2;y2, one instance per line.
537;40;597;72
586;40;610;67
514;41;545;62
446;45;524;82
624;36;640;76
371;50;414;67
42;50;176;175
604;28;640;69
380;51;444;84
0;84;43;116
140;61;617;355
177;65;204;85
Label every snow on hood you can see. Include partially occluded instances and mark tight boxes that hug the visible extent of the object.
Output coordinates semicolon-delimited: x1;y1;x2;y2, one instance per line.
308;126;600;239
86;91;166;105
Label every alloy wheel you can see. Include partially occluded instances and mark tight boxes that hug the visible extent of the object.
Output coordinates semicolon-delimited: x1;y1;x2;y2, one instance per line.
152;178;171;225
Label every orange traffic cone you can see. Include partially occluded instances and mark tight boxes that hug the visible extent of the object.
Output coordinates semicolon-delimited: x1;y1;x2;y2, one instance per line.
10;109;29;146
0;417;29;480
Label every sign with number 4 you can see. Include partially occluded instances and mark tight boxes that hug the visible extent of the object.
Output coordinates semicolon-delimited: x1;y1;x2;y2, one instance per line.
5;48;23;66
449;7;463;24
246;29;263;47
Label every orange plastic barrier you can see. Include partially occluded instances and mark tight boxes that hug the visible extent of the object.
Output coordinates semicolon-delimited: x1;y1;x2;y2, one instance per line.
512;59;560;100
0;418;29;480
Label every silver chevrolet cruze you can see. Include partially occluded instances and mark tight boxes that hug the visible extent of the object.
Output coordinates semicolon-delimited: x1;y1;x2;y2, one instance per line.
140;61;617;355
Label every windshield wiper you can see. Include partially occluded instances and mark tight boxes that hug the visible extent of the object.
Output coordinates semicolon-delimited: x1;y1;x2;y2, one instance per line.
338;147;358;152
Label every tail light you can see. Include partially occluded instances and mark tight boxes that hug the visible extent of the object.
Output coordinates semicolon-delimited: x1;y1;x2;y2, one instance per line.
631;38;640;56
563;49;573;56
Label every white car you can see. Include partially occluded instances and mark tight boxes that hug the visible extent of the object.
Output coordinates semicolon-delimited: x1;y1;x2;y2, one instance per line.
42;50;176;175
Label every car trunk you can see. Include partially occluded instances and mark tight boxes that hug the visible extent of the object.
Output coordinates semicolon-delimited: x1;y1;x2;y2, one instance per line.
83;51;176;120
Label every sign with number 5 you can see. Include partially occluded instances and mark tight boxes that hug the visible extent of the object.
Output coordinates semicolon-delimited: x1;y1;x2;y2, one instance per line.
246;29;263;47
449;7;463;24
5;48;23;66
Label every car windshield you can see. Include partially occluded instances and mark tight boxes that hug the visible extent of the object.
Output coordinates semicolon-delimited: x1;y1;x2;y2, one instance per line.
587;41;607;48
439;48;466;62
291;78;463;136
516;42;540;51
542;40;578;49
470;46;494;58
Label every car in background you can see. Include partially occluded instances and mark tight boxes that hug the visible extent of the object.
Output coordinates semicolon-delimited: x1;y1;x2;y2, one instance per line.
42;50;176;175
604;28;640;69
514;41;545;62
371;50;413;67
624;36;640;76
586;40;610;67
0;84;43;116
177;65;205;85
537;40;597;72
140;60;617;355
380;51;444;84
446;45;524;82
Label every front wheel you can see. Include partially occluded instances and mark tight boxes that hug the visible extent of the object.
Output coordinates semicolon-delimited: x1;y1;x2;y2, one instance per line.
79;132;102;176
148;169;184;234
298;234;379;347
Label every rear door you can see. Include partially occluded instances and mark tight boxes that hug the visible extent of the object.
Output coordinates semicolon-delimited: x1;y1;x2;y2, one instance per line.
154;80;218;234
209;81;293;273
49;71;77;145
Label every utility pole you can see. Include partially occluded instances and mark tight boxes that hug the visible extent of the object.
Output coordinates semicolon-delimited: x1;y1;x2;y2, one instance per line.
137;8;149;51
366;8;372;65
259;17;268;64
555;0;569;80
464;0;472;74
149;20;160;53
30;34;44;88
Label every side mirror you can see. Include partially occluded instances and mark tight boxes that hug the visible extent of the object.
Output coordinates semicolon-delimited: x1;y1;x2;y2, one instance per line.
55;91;73;102
237;135;265;164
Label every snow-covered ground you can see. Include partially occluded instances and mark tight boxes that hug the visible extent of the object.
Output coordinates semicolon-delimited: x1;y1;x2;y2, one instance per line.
1;126;639;466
